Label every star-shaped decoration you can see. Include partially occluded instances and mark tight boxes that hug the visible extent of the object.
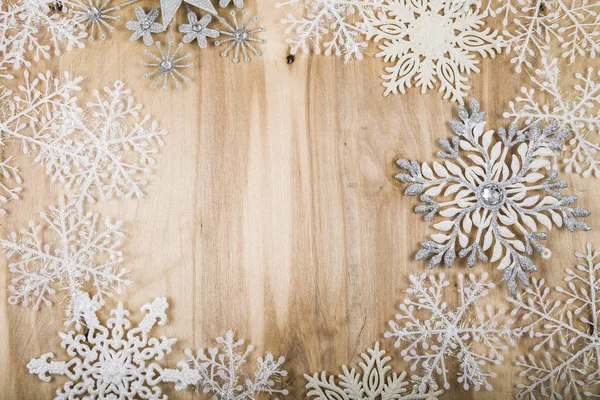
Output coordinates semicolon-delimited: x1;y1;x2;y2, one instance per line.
219;0;243;7
126;7;165;46
179;10;219;48
159;0;216;27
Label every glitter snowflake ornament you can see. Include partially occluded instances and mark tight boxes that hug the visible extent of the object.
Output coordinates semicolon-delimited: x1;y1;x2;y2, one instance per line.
159;0;216;26
143;27;193;89
27;295;193;398
386;273;520;392
70;0;139;40
396;99;591;295
1;197;129;326
126;6;165;46
365;0;503;102
276;0;384;62
219;0;243;8
179;9;219;48
504;56;600;178
176;330;289;399
305;341;444;399
509;243;600;399
215;10;265;63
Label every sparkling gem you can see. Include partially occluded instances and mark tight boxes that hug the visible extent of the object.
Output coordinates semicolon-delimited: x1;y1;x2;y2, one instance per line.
479;182;505;207
192;23;204;32
159;59;173;73
141;21;151;30
86;6;102;21
234;29;248;43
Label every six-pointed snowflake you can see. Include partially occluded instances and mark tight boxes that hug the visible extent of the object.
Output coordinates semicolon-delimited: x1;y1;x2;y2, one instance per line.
305;341;443;399
277;0;385;62
504;56;600;178
126;6;165;46
1;197;129;326
509;242;600;399
385;272;520;392
27;294;194;399
365;0;503;102
179;9;219;48
176;330;289;399
396;99;590;295
215;10;265;63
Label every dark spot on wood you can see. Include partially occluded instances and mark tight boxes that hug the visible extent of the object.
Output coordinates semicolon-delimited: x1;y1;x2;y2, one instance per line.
286;54;295;64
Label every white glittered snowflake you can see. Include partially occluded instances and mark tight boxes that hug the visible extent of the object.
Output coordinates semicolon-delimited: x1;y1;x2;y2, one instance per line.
176;330;289;399
485;0;600;73
305;341;444;399
385;272;520;392
27;294;194;399
276;0;385;62
509;242;600;399
504;56;600;178
1;197;129;325
0;0;86;75
365;0;503;102
395;99;590;295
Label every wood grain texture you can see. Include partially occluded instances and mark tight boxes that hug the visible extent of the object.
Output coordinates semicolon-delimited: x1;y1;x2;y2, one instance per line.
0;2;598;399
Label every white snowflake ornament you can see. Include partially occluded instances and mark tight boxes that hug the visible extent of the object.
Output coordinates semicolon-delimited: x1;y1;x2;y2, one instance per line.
276;0;385;62
305;341;444;399
176;330;289;399
1;197;129;326
365;0;503;102
509;243;600;399
396;99;591;295
504;56;600;178
386;272;520;392
28;295;194;399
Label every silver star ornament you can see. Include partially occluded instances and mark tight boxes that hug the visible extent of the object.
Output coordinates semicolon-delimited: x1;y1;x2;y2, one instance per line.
179;10;219;48
159;0;216;27
126;7;165;46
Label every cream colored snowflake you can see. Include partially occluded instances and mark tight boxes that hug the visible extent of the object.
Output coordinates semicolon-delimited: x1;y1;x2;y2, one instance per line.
365;0;503;103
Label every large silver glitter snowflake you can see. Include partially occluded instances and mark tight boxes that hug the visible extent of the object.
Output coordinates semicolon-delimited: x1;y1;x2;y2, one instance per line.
504;56;600;178
395;99;590;295
385;273;520;392
305;342;443;399
27;295;193;398
365;0;503;102
175;330;289;399
1;197;129;326
509;243;600;399
277;0;385;62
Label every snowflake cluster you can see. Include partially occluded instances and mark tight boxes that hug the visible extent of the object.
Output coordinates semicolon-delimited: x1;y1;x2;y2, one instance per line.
276;0;385;62
504;56;600;178
385;273;520;392
509;243;600;399
305;341;443;399
177;330;289;399
396;99;590;295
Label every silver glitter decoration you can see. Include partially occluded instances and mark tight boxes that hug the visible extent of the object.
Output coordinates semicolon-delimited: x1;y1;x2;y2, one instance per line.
215;10;265;63
70;0;139;40
142;27;193;90
126;7;165;46
159;0;216;27
219;0;243;7
179;9;219;48
395;99;591;296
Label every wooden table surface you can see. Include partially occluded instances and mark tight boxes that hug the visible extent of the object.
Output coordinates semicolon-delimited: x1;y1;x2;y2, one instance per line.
0;1;598;399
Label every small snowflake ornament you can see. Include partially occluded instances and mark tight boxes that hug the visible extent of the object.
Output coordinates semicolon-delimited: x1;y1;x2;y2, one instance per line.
176;330;289;399
395;99;590;295
386;273;520;392
504;56;600;178
1;197;129;326
70;0;139;41
277;0;384;62
509;243;600;399
28;295;194;399
143;27;193;89
215;10;265;63
305;341;444;399
126;7;165;46
179;9;219;48
365;0;503;102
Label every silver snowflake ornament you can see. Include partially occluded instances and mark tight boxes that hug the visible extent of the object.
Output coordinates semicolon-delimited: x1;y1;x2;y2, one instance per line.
143;28;193;90
509;243;600;399
504;56;600;178
395;99;590;295
305;341;443;399
126;6;165;46
179;9;219;48
215;10;265;63
27;294;194;399
365;0;503;102
1;197;129;326
70;0;139;40
159;0;216;27
219;0;243;7
175;330;289;399
386;272;520;392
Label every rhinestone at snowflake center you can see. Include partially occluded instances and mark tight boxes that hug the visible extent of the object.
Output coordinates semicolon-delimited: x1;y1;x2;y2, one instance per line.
408;12;453;60
234;29;249;43
478;182;506;209
86;6;102;21
98;355;131;385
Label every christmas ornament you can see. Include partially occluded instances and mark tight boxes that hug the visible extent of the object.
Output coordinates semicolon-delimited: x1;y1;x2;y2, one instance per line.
219;0;243;7
159;0;216;27
142;27;193;89
215;10;265;63
386;273;520;392
365;0;503;102
510;243;600;399
70;0;139;40
126;6;165;46
395;99;590;295
179;8;219;48
305;341;443;399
